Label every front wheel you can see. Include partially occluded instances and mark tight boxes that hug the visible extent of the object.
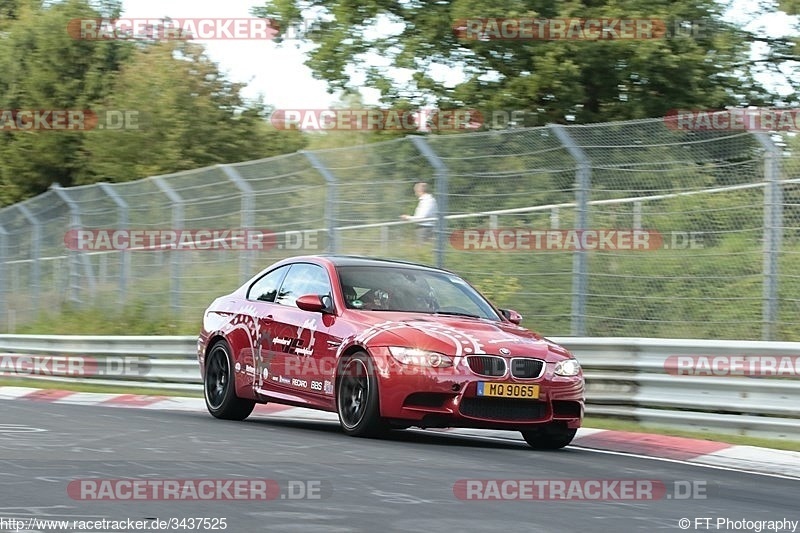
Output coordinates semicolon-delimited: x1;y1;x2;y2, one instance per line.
336;352;387;437
204;340;255;421
521;422;577;450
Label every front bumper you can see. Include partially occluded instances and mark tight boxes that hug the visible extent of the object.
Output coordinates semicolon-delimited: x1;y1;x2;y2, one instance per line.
370;348;584;430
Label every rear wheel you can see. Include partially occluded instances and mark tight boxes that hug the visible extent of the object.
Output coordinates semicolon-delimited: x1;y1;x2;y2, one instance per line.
204;340;255;421
336;352;387;437
521;422;577;450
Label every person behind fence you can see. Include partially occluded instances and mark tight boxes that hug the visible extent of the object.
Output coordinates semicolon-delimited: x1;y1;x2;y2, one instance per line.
400;182;438;243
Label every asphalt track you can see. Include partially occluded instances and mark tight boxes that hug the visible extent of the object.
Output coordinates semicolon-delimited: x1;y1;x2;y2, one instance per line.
0;400;798;533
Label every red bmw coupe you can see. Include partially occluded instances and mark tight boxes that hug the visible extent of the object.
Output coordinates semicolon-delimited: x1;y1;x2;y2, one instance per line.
198;255;584;449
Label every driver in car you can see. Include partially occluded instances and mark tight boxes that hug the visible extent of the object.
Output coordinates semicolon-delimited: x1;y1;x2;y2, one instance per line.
342;284;390;310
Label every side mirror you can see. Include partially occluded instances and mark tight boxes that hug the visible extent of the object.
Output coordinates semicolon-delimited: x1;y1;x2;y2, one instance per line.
500;308;523;325
296;294;330;313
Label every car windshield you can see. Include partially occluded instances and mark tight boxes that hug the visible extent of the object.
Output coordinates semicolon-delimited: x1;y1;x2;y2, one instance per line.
336;265;501;320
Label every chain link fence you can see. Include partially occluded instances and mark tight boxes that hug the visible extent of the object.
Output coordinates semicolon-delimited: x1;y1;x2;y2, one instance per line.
0;118;796;339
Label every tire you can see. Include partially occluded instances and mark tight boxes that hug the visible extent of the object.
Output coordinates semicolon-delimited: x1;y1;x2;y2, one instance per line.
520;422;577;450
336;352;387;437
204;339;256;421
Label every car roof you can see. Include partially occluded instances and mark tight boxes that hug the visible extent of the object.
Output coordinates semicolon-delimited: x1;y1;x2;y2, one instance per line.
312;254;450;273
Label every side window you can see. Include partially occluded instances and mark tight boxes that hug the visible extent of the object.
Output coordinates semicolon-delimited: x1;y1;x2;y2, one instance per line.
247;265;290;302
277;263;332;308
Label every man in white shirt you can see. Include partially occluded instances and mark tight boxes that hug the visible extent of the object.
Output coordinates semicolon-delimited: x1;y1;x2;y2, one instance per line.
401;182;438;243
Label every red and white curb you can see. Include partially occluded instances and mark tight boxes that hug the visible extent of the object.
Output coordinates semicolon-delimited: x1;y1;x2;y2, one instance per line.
2;386;799;478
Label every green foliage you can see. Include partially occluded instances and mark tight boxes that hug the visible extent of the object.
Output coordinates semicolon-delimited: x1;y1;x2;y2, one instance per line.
471;273;522;307
17;235;798;341
78;41;307;183
17;299;198;335
0;0;307;206
778;0;800;15
253;0;793;126
0;0;131;200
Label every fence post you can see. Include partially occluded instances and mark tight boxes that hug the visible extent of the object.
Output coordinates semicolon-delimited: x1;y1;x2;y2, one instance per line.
0;224;7;330
380;226;389;255
219;164;254;281
153;177;184;312
753;132;783;341
550;124;590;336
410;136;448;269
302;151;338;253
17;204;42;310
51;184;96;302
98;183;130;302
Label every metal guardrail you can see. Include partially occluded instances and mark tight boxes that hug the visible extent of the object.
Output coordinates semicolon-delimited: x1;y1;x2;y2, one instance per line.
565;337;800;440
0;334;195;357
1;335;799;440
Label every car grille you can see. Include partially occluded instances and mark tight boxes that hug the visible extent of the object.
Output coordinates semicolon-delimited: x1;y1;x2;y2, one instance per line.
510;358;545;379
466;355;506;377
460;398;547;421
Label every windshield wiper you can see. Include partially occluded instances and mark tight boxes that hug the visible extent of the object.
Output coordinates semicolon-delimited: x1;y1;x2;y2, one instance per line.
434;311;482;319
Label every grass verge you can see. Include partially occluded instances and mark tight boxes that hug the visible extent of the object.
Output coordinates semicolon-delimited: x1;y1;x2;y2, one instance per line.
0;377;202;398
585;416;800;452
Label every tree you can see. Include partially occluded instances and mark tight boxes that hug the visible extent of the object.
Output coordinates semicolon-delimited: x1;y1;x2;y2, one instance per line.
0;0;131;203
79;40;307;183
253;0;795;126
0;0;37;30
0;0;307;206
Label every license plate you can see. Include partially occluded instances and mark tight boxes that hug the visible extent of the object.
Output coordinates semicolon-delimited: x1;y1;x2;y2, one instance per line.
477;382;539;399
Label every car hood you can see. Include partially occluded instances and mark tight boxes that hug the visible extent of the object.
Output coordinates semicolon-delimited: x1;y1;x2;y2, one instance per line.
345;311;572;361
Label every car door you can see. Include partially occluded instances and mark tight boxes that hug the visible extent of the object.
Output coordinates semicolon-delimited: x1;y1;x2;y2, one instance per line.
270;262;336;399
244;265;290;396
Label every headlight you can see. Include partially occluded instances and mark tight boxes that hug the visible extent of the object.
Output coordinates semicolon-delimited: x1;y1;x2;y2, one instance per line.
388;347;453;368
554;358;581;376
